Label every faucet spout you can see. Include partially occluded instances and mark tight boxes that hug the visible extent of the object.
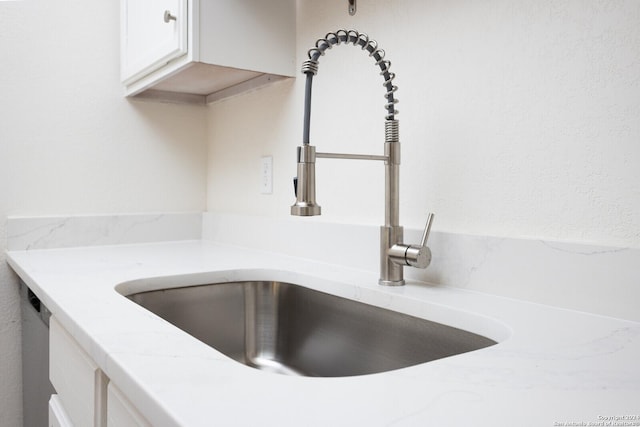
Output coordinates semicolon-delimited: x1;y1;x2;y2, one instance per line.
291;30;433;286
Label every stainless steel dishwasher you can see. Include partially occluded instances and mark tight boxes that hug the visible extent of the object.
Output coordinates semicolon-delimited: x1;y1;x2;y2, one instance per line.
20;281;55;427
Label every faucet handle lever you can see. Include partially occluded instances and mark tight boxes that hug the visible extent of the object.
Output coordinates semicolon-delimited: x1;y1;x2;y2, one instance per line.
404;213;434;269
419;213;435;247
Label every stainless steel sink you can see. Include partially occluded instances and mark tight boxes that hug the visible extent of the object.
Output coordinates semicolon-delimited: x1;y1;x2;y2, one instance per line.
127;281;497;377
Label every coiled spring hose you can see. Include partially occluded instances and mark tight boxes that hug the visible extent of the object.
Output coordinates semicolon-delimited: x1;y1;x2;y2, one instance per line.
301;29;399;145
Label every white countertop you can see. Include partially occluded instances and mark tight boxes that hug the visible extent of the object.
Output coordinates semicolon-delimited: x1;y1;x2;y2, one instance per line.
7;240;640;426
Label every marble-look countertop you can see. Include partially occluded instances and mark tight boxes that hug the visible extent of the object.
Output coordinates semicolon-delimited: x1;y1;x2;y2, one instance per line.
7;240;640;426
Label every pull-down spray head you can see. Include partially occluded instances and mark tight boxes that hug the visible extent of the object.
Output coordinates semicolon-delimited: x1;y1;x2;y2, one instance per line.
291;145;321;216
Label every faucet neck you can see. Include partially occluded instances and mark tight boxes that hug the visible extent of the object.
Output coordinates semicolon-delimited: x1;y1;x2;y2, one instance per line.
302;73;314;145
384;120;401;228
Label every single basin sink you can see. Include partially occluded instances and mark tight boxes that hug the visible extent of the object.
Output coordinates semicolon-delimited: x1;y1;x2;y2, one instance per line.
127;281;497;377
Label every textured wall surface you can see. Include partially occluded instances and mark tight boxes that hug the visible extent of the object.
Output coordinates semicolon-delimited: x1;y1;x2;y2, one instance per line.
207;0;640;249
0;1;207;425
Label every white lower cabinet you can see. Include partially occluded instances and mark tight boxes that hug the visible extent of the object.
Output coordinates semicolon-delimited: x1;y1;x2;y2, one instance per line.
49;317;108;426
49;317;152;427
48;395;73;427
107;383;152;427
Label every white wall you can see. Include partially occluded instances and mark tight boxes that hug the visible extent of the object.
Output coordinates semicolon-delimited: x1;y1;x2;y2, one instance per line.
207;0;640;249
0;1;207;425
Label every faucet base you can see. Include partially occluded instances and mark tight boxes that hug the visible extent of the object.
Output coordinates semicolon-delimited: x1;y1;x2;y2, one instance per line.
291;204;321;216
378;278;406;286
379;225;405;286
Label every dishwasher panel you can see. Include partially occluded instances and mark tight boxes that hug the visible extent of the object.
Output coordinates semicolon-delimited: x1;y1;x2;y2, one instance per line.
20;282;55;427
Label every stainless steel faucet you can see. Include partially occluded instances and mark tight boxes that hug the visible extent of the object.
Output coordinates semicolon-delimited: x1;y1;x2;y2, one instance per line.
291;30;435;286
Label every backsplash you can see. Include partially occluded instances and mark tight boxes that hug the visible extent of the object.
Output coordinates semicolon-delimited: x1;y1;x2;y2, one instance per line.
6;213;201;251
203;213;640;322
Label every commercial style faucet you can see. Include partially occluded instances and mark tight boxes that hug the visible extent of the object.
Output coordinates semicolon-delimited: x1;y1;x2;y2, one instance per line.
291;30;435;286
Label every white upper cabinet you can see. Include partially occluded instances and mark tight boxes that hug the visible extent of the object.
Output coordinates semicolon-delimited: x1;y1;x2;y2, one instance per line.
121;0;188;84
120;0;296;103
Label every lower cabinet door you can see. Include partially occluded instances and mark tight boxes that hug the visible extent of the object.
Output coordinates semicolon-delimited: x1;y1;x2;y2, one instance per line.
107;383;152;427
48;395;73;427
50;317;108;426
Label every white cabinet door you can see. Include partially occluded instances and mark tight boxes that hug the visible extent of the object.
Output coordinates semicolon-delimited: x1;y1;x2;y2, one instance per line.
121;0;188;84
49;395;73;427
107;383;152;427
121;0;295;101
50;317;108;426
